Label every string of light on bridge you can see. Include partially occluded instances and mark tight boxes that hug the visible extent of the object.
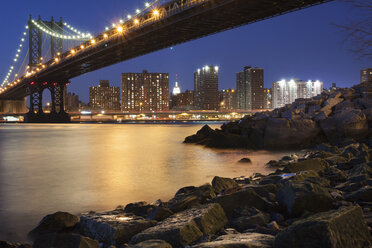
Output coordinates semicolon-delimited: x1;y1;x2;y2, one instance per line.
31;19;92;40
1;25;29;87
0;0;207;93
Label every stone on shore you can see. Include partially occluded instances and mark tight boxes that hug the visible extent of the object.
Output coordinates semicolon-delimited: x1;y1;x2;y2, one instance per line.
211;176;239;194
274;206;372;248
79;210;156;247
193;233;275;248
33;233;99;248
285;158;329;173
238;158;252;163
28;211;80;241
130;203;227;248
128;239;172;248
276;181;334;217
212;188;278;217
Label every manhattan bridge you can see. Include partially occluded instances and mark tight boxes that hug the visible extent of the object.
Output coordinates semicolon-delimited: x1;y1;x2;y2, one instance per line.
0;0;331;122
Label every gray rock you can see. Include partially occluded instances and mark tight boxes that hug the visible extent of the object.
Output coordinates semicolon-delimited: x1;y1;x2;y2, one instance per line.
147;207;173;222
212;188;278;217
130;203;227;248
276;181;334;217
33;233;99;248
285;158;329;173
128;239;172;248
344;186;372;202
320;109;369;144
230;212;270;232
28;212;79;241
211;176;239;194
274;206;372;248
192;233;275;248
79;210;156;247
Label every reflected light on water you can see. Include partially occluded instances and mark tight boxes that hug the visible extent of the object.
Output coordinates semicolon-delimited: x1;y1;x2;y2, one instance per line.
0;123;291;242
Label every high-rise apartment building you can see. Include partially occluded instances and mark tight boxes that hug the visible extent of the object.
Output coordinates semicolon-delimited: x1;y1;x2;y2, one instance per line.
89;80;121;111
236;66;264;110
361;68;372;84
272;79;323;108
220;89;236;110
121;70;169;112
194;65;219;110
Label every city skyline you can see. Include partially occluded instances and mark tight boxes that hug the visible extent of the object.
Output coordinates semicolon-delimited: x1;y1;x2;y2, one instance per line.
0;0;370;103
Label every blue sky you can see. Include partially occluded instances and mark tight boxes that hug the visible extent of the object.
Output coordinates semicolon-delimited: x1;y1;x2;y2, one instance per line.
0;0;370;102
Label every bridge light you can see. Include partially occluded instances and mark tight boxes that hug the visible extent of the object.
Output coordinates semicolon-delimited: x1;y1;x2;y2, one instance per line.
153;9;160;16
134;19;139;25
112;23;116;28
119;19;124;24
71;49;76;54
90;39;96;44
57;52;61;56
136;9;140;14
117;26;123;33
80;45;85;49
105;27;109;31
55;58;59;62
127;15;132;20
103;33;108;38
145;2;150;7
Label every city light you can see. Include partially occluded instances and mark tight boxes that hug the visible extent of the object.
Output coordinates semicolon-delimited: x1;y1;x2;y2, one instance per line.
117;26;124;33
134;19;139;25
153;9;160;16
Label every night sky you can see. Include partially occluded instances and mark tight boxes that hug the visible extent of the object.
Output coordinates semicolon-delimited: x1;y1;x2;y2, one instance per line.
0;0;370;103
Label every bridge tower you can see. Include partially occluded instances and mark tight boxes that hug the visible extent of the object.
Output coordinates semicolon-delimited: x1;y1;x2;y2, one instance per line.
25;15;69;123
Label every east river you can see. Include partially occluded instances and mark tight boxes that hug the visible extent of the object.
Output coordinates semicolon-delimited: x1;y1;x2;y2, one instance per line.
0;123;290;242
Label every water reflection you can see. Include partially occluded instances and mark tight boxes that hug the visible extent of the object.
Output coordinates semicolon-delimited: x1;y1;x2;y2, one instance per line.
0;123;290;242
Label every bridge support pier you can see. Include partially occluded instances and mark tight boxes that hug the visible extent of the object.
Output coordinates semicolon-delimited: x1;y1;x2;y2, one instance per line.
0;98;27;114
25;81;70;123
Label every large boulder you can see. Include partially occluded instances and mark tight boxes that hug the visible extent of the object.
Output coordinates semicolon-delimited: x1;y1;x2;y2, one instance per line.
211;176;239;194
28;212;80;241
212;188;278;217
193;233;275;248
130;203;227;248
285;158;329;173
264;118;322;149
33;233;99;248
79;210;156;247
274;206;372;248
320;109;369;143
128;239;172;248
276;181;334;217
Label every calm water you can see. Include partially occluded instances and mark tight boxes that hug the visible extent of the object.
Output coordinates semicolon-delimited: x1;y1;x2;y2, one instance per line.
0;123;290;242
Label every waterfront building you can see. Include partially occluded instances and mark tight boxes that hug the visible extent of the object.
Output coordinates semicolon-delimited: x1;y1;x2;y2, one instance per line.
89;80;121;111
121;70;169;112
66;92;79;112
194;65;219;110
219;89;236;110
361;68;372;84
236;66;264;110
263;88;272;109
171;90;194;110
272;79;323;108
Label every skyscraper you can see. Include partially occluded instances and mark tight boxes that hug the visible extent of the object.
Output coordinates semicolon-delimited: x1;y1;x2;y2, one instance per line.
121;70;169;112
194;65;219;110
89;80;121;111
236;66;264;110
66;92;79;112
361;68;372;84
272;79;323;108
263;88;272;109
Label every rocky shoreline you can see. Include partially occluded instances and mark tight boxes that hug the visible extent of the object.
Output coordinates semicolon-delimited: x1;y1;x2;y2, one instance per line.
184;83;371;150
2;140;372;248
1;83;371;248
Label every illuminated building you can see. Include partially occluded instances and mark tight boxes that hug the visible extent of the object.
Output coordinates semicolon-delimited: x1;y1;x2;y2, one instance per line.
121;70;169;112
236;66;264;110
89;80;121;111
171;90;194;110
66;92;79;112
194;65;219;110
361;68;372;84
172;81;181;95
220;89;236;110
272;79;323;108
263;88;272;109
